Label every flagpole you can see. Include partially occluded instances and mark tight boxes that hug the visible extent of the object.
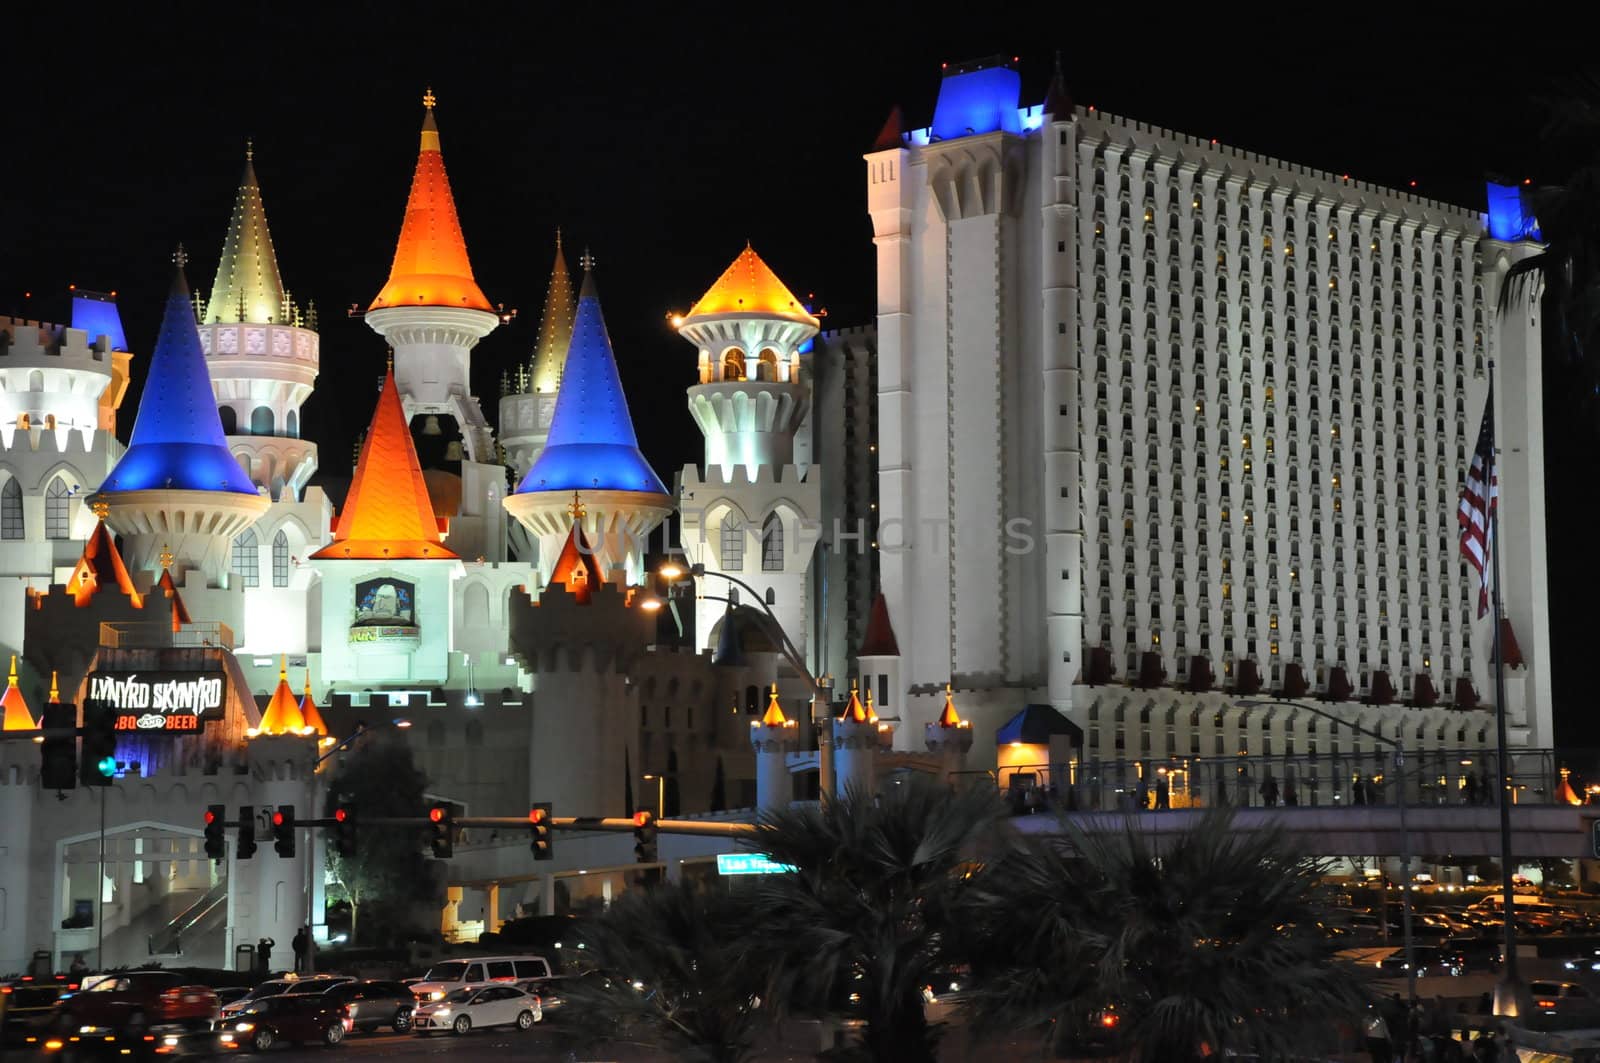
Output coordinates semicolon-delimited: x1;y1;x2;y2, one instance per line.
1486;358;1528;1017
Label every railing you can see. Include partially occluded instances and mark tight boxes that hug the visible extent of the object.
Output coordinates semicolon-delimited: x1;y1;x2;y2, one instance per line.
148;878;230;956
100;621;235;651
956;748;1576;815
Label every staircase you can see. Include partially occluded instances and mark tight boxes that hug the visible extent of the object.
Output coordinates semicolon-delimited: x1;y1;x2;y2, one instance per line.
147;879;230;959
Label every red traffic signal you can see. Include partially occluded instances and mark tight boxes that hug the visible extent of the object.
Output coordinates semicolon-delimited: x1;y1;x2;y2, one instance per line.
429;807;446;823
528;807;546;824
633;810;652;827
335;808;348;823
204;810;218;826
272;811;285;827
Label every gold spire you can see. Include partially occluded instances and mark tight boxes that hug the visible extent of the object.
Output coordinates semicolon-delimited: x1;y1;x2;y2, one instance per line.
92;499;110;519
760;682;789;726
864;685;878;725
423;86;436;111
6;655;16;686
159;544;174;569
938;682;964;728
568;491;586;520
528;231;577;394
50;671;60;703
279;653;288;680
205;141;287;325
1;655;36;732
245;137;254;162
843;678;869;723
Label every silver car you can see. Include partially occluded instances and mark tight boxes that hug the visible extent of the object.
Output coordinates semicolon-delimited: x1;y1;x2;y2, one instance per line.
411;984;541;1035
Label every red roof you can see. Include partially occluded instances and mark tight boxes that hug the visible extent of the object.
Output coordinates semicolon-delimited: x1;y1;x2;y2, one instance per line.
65;518;143;608
872;105;905;151
858;592;899;657
546;522;596;603
311;369;456;560
1497;618;1524;669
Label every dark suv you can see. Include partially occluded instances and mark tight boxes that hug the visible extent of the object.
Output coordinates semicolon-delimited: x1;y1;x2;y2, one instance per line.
315;980;415;1033
52;971;218;1035
3;978;79;1046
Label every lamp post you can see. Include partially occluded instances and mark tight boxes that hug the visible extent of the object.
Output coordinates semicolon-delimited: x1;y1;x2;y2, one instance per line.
656;560;835;798
642;774;665;820
1238;696;1417;1041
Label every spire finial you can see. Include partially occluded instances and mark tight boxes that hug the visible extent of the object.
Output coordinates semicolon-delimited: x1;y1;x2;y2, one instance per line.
91;500;110;520
173;243;189;269
568;491;586;519
579;248;595;272
245;137;254;162
850;677;858;692
159;544;174;570
304;669;313;696
555;226;563;249
279;653;288;680
386;347;394;371
50;671;60;703
423;86;436;111
7;655;16;686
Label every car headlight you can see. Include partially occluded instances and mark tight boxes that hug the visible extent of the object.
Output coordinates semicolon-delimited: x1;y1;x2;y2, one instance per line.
430;991;446;1001
235;1022;255;1032
434;1008;450;1017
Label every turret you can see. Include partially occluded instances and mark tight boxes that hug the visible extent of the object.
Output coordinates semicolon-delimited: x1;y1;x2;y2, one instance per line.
92;252;270;583
856;592;901;723
750;682;798;812
924;683;973;781
499;232;576;481
504;257;672;587
197;143;320;502
832;679;880;798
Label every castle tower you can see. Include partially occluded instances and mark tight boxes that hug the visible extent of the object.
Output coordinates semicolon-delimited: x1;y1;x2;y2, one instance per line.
309;367;462;687
856;591;902;721
674;246;823;661
298;672;327;736
243;734;318;965
924;683;973;781
366;90;505;562
93;255;270;583
499;232;577;482
750;682;798;812
832;679;878;798
254;658;308;735
198;144;321;504
504;258;672;587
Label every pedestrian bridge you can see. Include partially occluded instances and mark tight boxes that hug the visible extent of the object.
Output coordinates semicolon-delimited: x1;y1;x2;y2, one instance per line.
1011;804;1594;858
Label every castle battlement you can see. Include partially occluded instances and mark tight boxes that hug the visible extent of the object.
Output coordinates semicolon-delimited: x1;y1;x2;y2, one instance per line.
0;425;114;458
680;463;814;490
0;318;117;373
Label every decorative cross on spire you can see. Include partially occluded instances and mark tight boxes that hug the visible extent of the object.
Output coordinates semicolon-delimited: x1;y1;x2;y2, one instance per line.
568;491;586;519
423;86;436;111
579;248;596;272
91;500;110;520
245;137;254;162
172;243;188;269
555;226;562;249
159;544;174;570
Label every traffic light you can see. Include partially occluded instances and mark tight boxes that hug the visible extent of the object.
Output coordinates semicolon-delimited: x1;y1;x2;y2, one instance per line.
237;806;257;860
429;805;453;859
272;806;296;858
632;809;657;864
204;805;226;860
79;700;116;787
529;803;552;861
333;805;357;858
40;704;77;791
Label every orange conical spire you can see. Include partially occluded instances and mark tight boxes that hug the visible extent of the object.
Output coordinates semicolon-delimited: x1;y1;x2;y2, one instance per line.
66;507;143;608
938;682;963;728
298;672;328;737
864;686;879;725
1;656;38;732
368;89;493;313
761;682;788;726
843;678;869;723
681;244;818;327
258;656;308;735
311;368;457;560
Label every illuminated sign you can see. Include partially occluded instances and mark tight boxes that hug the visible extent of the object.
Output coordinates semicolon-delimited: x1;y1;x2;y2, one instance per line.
716;852;795;876
87;673;225;733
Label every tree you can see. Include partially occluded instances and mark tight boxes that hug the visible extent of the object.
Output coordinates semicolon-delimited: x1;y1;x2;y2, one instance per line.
710;755;727;813
324;736;432;943
556;878;763;1063
962;810;1369;1061
743;776;1005;1063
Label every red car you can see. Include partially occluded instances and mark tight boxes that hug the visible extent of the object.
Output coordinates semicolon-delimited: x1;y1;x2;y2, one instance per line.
52;971;218;1035
218;994;347;1052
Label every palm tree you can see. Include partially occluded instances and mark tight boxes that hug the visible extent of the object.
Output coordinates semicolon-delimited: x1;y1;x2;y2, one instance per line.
962;810;1369;1061
742;776;1006;1063
556;877;764;1063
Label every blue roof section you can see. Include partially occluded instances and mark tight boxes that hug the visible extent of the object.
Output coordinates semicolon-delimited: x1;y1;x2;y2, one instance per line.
70;291;129;351
995;704;1084;746
1487;181;1542;242
101;267;258;495
515;266;668;497
930;60;1022;141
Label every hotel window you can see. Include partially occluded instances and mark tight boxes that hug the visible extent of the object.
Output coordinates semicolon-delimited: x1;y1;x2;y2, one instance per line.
0;478;22;540
45;476;71;540
272;530;290;587
761;512;784;572
232;529;260;588
721;519;744;571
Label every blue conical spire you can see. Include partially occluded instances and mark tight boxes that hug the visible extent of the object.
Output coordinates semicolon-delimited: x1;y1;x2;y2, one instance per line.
101;254;258;495
515;256;667;496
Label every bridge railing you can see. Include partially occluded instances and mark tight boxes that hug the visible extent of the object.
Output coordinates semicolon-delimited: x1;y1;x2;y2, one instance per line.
954;748;1576;815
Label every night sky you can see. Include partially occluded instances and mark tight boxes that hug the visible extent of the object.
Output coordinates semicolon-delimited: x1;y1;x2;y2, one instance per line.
5;8;1597;747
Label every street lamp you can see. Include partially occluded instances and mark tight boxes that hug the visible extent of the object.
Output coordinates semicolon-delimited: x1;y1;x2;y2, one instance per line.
1238;696;1417;1038
642;774;665;820
656;559;836;797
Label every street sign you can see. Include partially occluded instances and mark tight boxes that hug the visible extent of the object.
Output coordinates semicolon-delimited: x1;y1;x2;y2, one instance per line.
716;852;796;876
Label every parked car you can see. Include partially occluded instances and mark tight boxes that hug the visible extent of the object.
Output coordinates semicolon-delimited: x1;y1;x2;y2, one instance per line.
1529;981;1599;1018
411;985;541;1035
217;994;347;1051
218;975;352;1023
52;971;218;1035
408;956;550;1002
3;980;77;1046
315;980;415;1034
1442;936;1502;974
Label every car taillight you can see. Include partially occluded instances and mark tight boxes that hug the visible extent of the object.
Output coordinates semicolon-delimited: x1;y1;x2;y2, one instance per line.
1099;1011;1119;1029
340;1005;351;1017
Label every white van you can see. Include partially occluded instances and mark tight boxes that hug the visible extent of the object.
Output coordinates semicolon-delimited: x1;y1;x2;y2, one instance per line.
409;956;552;1002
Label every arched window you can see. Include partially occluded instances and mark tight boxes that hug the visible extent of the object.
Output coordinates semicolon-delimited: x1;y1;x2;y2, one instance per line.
44;477;71;540
232;529;259;588
721;348;747;382
720;517;744;571
464;582;490;626
250;406;275;436
286;409;299;439
761;512;784;572
1;479;22;539
757;349;780;382
219;406;238;434
271;530;290;587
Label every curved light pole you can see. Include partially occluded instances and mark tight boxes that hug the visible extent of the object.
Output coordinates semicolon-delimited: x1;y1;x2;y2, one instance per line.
1238;696;1416;1041
655;560;834;798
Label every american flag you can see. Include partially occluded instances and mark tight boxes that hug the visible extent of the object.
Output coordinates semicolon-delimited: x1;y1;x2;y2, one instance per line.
1458;384;1498;619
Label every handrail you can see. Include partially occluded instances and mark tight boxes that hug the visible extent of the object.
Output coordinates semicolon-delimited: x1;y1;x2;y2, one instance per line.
148;879;230;956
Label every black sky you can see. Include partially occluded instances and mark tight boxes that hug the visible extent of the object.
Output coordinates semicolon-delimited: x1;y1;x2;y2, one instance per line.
4;6;1598;747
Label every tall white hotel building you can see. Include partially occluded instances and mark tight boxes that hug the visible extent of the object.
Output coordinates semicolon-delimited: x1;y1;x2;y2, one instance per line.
862;58;1552;766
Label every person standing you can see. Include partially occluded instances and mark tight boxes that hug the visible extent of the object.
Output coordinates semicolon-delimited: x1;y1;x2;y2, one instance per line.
257;937;274;974
1155;773;1170;810
1260;772;1280;808
291;927;309;974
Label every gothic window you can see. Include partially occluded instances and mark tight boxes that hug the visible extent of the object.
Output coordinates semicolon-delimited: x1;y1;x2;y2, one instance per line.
1;479;22;540
761;512;784;572
232;529;259;588
250;406;275;436
721;518;744;571
219;406;238;434
272;530;290;587
44;476;71;540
